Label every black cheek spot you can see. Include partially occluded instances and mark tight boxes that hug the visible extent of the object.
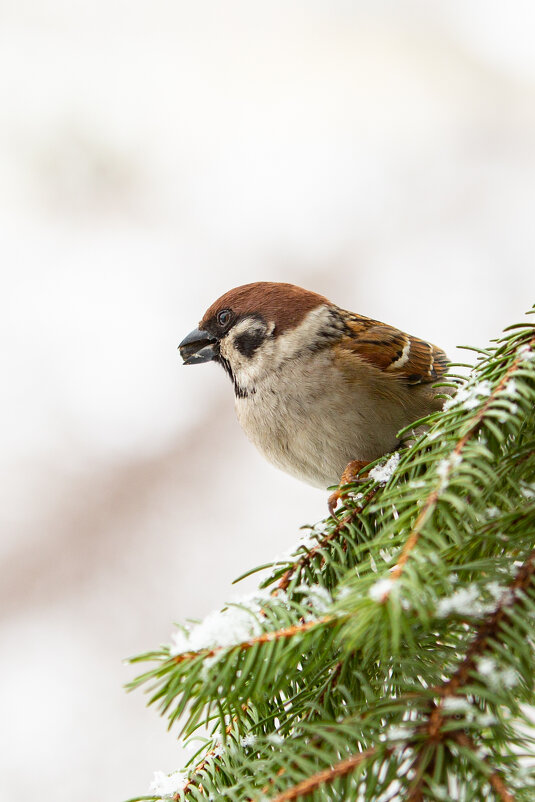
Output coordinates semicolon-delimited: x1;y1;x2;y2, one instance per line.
234;330;265;358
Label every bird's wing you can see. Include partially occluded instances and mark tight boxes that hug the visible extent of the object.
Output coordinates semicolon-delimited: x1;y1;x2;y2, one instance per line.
337;313;448;386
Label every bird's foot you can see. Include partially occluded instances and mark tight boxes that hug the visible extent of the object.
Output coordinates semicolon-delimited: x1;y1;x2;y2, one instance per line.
328;460;370;516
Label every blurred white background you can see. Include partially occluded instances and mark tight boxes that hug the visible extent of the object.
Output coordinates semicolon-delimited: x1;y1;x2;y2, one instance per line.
1;2;535;800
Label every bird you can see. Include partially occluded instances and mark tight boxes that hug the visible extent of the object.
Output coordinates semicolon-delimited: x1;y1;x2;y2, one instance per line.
178;282;448;513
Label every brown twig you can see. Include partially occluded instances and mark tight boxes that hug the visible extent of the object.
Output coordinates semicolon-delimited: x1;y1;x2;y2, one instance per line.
261;767;287;796
318;661;342;708
267;746;386;801
172;617;333;664
406;550;535;801
439;547;535;698
175;715;239;799
277;486;379;592
453;732;515;802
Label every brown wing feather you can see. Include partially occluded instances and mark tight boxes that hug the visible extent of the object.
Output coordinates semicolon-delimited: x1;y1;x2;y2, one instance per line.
339;313;448;385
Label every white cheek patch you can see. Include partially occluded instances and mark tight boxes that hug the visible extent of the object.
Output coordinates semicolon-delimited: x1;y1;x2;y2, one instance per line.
270;306;332;362
221;306;333;393
220;318;274;391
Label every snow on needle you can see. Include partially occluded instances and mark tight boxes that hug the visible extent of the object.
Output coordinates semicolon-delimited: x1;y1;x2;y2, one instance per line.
369;578;395;602
369;452;400;484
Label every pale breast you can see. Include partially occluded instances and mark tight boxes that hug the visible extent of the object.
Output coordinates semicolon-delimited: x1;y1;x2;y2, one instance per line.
233;350;431;488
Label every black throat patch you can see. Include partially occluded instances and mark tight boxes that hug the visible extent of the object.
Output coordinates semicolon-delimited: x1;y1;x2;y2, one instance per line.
217;353;254;399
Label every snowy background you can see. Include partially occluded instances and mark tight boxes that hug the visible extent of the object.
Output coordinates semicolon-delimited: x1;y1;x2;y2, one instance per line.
1;2;535;800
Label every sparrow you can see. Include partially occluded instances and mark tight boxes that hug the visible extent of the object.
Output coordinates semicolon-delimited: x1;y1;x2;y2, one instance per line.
179;282;448;513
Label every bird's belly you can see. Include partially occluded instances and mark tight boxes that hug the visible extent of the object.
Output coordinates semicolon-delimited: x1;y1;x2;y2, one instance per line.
235;375;401;489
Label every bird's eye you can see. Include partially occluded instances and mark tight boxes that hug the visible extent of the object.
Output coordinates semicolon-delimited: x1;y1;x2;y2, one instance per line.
217;309;232;327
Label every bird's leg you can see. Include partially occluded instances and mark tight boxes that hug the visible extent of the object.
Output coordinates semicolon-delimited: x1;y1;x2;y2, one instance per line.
328;459;370;516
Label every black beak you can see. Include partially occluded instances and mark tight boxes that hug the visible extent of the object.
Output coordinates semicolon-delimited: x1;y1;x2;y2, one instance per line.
178;328;218;365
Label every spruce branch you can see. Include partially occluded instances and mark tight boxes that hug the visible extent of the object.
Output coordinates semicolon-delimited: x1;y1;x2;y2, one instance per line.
388;328;535;593
440;547;535;698
170;617;334;665
452;733;514;802
404;549;535;801
128;309;535;802
248;547;534;802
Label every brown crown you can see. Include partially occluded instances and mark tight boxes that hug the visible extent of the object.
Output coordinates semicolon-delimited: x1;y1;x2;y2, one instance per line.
200;282;329;335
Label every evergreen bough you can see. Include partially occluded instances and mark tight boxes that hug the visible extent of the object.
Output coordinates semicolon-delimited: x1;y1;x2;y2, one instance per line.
128;309;535;802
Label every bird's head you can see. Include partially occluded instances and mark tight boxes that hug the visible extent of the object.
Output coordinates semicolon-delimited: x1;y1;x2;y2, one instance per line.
178;282;337;396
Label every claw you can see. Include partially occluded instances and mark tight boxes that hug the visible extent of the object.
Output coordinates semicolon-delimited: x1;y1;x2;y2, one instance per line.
328;490;341;517
327;459;370;516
